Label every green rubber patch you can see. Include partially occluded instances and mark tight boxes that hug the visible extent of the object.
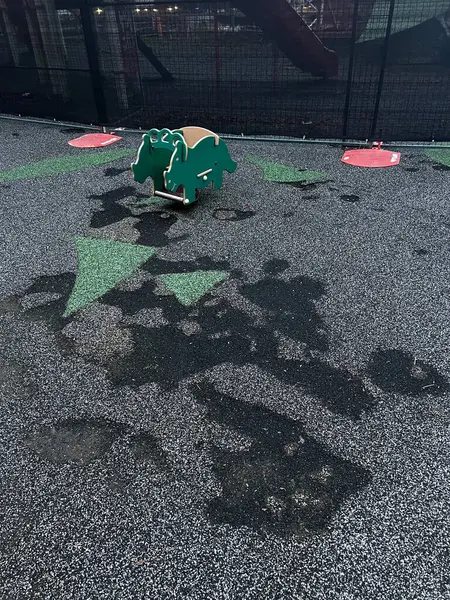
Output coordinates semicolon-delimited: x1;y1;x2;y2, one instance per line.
0;148;135;182
246;155;326;183
158;271;228;306
64;237;156;317
424;148;450;168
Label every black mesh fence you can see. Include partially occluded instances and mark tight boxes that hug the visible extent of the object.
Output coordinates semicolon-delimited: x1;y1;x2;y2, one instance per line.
0;0;449;140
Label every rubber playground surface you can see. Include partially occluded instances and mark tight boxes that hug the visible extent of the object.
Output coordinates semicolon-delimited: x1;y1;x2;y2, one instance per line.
0;119;449;599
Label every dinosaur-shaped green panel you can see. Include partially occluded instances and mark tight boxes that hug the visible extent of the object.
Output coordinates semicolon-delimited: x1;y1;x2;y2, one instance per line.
131;128;236;205
131;128;184;193
165;136;237;204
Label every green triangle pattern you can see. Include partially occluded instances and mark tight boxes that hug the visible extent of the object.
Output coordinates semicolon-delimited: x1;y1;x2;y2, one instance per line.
246;154;326;183
158;271;228;306
64;237;157;316
0;148;135;182
424;148;450;167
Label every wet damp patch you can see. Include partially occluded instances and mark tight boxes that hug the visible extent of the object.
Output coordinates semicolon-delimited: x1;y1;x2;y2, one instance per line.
104;166;130;177
89;186;145;229
127;432;170;470
11;273;76;332
242;275;328;352
89;187;180;247
432;164;450;171
213;208;255;221
133;212;179;247
11;260;377;418
284;181;329;190
340;194;360;203
193;381;371;536
368;349;448;396
263;259;289;276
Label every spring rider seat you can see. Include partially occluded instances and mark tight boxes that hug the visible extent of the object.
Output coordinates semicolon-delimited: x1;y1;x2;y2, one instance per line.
131;126;237;205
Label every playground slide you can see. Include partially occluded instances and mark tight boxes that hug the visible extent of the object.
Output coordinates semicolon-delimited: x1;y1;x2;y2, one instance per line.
234;0;338;77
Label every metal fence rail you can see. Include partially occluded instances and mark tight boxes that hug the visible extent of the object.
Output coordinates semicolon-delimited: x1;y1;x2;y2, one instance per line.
0;0;449;140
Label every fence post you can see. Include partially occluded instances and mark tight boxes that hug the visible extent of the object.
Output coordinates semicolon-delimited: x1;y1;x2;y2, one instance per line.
370;0;396;140
342;0;360;141
79;1;108;123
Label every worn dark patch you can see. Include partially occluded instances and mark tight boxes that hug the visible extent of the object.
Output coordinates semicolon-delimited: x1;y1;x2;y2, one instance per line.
404;167;419;172
432;164;450;171
127;432;170;471
12;132;20;138
283;211;294;217
213;208;255;221
193;381;371;536
371;207;386;212
104;166;130;178
340;194;360;203
60;127;86;134
368;349;448;396
25;417;127;465
0;357;37;400
303;194;320;200
0;295;22;314
413;248;429;256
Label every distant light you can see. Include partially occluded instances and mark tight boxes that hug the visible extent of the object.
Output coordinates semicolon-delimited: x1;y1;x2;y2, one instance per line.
174;5;179;8
95;7;103;14
167;7;173;11
144;8;148;11
136;8;141;12
152;8;158;12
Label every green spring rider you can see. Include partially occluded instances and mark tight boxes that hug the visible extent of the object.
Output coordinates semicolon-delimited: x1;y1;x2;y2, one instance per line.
131;126;237;205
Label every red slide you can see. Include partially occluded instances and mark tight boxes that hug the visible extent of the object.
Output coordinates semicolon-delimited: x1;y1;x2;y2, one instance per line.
234;0;338;77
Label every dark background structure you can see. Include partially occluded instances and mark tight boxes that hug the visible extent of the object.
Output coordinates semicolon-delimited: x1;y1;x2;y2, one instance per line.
1;0;450;140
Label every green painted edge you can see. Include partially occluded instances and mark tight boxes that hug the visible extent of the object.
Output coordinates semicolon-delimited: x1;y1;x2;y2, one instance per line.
424;148;450;168
0;148;135;182
245;154;326;183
